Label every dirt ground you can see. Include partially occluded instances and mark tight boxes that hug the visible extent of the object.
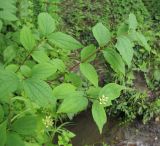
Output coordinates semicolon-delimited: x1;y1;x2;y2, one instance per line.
67;111;160;146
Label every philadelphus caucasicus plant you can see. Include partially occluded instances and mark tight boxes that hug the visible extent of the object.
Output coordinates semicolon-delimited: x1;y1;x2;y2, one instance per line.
0;10;151;146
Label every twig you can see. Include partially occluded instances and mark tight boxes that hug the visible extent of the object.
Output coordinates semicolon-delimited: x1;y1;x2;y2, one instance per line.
16;39;46;73
69;47;102;71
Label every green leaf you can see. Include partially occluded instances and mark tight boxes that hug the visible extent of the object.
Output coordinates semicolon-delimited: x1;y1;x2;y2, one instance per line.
57;94;88;114
32;63;57;80
5;64;18;73
0;1;17;13
103;48;125;75
87;87;101;99
53;83;76;99
51;59;65;72
136;32;151;52
20;65;31;78
128;31;138;41
67;131;76;138
92;22;111;47
11;115;38;136
0;20;2;31
99;83;125;101
80;63;98;87
0;1;17;21
0;105;4;122
20;26;35;51
23;78;55;107
3;45;16;63
0;11;17;21
24;142;40;146
154;69;160;81
0;121;7;146
6;133;25;146
48;32;83;51
81;44;96;62
0;70;19;99
92;101;106;134
129;13;137;31
65;73;82;87
31;50;50;63
115;36;133;67
117;23;129;36
38;12;56;36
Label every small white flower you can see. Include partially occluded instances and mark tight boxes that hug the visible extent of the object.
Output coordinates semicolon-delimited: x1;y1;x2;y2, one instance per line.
42;115;53;128
99;95;109;105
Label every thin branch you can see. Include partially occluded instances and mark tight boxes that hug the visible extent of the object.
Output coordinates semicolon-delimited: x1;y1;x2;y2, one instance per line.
46;41;112;85
69;47;102;71
16;39;46;72
46;46;103;84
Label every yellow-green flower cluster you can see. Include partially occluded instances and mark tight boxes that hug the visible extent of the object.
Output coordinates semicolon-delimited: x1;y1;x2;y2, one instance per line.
42;116;53;128
99;95;109;105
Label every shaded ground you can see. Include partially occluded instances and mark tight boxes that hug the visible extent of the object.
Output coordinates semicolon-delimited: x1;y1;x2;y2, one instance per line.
67;111;160;146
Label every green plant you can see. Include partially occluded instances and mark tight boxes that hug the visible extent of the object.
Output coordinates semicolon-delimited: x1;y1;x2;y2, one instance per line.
61;0;110;44
0;0;18;22
0;0;157;145
58;129;75;146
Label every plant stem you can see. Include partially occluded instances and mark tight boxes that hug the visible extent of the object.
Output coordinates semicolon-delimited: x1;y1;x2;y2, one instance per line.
16;39;46;73
8;96;12;128
46;47;103;85
69;47;102;71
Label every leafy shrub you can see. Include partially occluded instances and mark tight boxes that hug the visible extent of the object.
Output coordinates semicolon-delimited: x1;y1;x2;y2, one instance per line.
0;0;160;145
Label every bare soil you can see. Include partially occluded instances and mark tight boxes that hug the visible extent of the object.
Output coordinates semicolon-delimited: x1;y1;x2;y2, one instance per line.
67;111;160;146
